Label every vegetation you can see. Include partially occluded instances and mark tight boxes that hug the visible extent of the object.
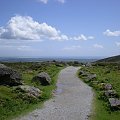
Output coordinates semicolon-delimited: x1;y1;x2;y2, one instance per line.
78;62;120;120
0;62;65;120
96;55;120;63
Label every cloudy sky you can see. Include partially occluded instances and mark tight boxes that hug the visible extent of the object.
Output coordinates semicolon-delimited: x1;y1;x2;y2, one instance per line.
0;0;120;57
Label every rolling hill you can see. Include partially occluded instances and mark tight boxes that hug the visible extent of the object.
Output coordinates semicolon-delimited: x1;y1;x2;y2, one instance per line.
96;55;120;63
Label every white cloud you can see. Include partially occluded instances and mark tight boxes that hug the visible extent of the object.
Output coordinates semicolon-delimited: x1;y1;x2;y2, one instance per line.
0;15;94;42
115;42;120;47
63;45;81;50
37;0;48;4
72;34;94;41
94;44;103;48
57;0;65;3
0;15;69;41
104;29;120;37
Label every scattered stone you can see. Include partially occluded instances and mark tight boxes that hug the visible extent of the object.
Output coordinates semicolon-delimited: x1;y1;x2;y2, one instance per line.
86;62;92;67
16;85;42;98
87;74;97;81
109;98;120;108
79;71;89;77
104;83;112;90
79;70;85;75
104;90;117;98
0;64;22;86
32;72;51;85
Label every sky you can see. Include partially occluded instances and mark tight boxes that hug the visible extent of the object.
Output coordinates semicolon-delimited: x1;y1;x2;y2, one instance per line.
0;0;120;58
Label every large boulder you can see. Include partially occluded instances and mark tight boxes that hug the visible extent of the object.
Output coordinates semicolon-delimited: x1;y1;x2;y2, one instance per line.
15;85;42;98
0;63;22;86
32;72;51;85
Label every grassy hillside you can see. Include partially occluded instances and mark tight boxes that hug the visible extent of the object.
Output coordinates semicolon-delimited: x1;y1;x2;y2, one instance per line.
0;62;64;120
96;55;120;63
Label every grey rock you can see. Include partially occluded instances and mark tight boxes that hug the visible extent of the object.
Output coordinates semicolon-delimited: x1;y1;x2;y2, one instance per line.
16;85;42;98
0;64;22;86
104;90;117;98
32;72;51;85
87;74;97;81
104;83;112;90
109;98;120;108
86;62;92;67
79;70;85;75
79;70;88;77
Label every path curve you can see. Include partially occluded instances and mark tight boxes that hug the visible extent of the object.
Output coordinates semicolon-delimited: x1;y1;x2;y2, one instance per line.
16;66;93;120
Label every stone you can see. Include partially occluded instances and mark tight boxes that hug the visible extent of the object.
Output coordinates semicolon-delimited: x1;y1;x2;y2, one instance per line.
104;90;117;98
16;85;42;98
79;70;85;75
86;62;92;67
109;98;120;108
0;64;22;86
87;74;97;81
104;83;112;90
32;72;51;85
79;70;88;77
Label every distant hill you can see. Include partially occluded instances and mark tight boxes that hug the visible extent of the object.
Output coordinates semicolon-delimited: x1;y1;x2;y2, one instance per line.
96;55;120;63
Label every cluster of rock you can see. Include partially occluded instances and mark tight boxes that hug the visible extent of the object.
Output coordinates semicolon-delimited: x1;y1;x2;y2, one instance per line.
101;83;120;109
79;69;120;110
0;63;51;99
79;70;97;82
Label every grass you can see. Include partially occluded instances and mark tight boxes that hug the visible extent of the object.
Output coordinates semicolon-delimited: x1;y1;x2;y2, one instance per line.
0;62;64;120
78;63;120;120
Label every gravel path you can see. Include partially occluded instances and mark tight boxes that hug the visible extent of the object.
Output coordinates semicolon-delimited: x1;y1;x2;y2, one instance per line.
16;66;93;120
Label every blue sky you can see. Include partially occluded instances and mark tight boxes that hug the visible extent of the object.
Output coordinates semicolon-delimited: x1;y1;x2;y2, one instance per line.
0;0;120;57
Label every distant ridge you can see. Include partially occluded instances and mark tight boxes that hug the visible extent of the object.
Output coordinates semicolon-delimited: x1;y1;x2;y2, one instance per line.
96;55;120;63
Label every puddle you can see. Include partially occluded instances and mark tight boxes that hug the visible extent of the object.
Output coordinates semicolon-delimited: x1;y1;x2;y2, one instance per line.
54;83;64;95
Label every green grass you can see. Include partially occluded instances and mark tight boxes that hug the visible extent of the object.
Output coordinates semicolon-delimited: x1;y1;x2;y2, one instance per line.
78;63;120;120
0;62;64;120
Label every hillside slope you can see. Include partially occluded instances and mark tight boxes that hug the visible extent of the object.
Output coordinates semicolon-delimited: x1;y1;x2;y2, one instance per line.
96;55;120;63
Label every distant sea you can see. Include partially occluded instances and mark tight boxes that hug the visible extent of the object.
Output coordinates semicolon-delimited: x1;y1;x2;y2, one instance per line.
0;56;104;63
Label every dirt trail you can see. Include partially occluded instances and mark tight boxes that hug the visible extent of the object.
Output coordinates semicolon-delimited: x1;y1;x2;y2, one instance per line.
16;66;93;120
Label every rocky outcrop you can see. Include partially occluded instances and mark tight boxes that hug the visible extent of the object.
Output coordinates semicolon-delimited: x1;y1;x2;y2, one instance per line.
0;64;22;86
15;85;42;98
32;72;51;85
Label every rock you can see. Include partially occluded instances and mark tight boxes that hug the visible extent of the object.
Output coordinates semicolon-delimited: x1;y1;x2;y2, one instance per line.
104;90;117;98
104;83;112;90
109;98;120;108
16;85;42;98
79;71;88;77
87;74;97;81
0;64;22;86
32;72;51;85
86;62;92;67
79;70;85;75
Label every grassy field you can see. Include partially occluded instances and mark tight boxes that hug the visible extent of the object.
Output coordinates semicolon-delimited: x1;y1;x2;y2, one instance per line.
78;62;120;120
0;62;64;120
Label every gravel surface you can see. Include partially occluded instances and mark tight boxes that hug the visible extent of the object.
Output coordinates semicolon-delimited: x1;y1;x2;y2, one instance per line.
16;66;93;120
